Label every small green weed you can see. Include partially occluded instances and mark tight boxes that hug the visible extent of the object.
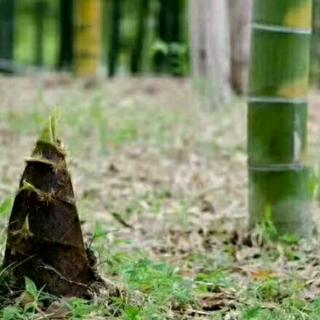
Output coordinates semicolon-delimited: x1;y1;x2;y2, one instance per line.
196;269;235;294
248;278;304;303
1;277;50;320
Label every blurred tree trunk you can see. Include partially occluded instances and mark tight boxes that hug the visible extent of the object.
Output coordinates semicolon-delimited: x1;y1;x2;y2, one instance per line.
74;0;102;77
34;0;46;66
311;0;320;86
130;0;149;74
248;0;312;237
228;0;252;94
190;0;231;108
58;0;74;70
108;0;122;77
190;0;206;79
0;0;15;70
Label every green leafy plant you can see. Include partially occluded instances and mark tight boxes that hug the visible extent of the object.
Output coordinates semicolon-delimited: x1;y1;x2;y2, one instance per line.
0;197;13;218
196;269;235;293
1;277;49;320
65;298;96;319
151;40;189;76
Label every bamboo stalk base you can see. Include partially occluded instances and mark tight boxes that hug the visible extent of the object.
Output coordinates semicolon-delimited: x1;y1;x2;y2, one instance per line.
249;165;311;238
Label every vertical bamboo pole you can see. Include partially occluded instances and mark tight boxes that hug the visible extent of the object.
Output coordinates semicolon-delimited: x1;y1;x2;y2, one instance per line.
0;0;15;63
34;0;46;66
311;0;320;86
153;0;182;74
108;0;121;77
58;0;74;70
158;0;181;43
74;0;102;77
248;0;313;237
130;0;149;74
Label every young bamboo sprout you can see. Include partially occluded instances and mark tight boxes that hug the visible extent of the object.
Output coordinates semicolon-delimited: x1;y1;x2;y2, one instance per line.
3;115;99;297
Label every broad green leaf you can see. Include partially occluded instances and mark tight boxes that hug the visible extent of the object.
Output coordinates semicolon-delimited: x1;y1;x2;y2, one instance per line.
0;196;13;218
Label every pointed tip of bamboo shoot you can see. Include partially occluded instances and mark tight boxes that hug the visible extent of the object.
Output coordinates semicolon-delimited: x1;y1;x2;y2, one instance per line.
38;111;60;146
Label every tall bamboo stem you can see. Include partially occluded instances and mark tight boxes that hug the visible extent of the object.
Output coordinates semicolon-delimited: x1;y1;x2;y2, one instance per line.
248;0;313;237
74;0;102;77
130;0;149;74
153;0;182;74
34;0;46;66
311;0;320;86
108;0;121;77
58;0;74;70
0;0;15;65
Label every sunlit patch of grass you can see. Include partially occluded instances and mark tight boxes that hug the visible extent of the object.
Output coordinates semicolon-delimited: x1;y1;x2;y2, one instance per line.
248;278;304;303
241;298;320;320
120;259;193;319
239;278;312;319
0;109;47;136
89;224;194;319
0;92;189;158
65;298;98;319
195;269;236;294
116;189;173;220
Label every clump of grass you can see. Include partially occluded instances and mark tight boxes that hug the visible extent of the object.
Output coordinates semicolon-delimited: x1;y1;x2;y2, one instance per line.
241;298;320;320
1;277;51;320
0;277;98;320
195;269;236;294
89;222;194;319
121;258;193;319
241;278;309;319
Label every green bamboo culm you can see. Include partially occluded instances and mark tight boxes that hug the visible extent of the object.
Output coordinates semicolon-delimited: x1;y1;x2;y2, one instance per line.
0;0;15;69
58;0;74;70
248;0;313;237
311;0;320;86
33;0;47;66
108;0;122;77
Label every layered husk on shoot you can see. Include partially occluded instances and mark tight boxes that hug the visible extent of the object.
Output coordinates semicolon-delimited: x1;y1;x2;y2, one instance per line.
3;116;99;297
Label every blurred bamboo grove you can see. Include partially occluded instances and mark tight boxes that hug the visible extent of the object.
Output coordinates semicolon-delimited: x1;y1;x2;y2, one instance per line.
0;0;189;77
0;0;319;99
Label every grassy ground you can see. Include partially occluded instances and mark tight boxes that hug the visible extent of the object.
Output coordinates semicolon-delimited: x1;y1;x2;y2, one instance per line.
0;76;320;319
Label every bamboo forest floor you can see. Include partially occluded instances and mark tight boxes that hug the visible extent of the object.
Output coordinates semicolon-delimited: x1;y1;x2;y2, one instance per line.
1;75;320;319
